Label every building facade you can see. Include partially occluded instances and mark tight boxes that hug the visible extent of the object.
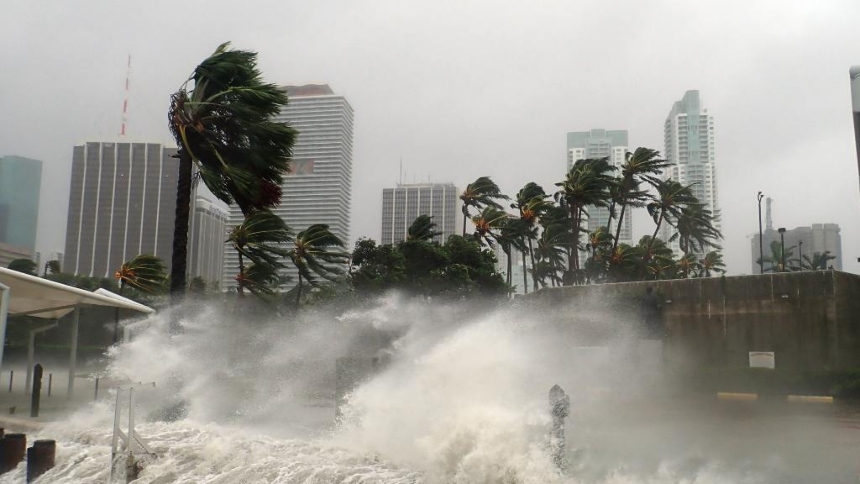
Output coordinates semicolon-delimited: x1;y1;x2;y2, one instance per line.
64;142;178;278
222;84;354;291
189;197;228;289
63;141;223;282
0;242;31;268
751;223;842;273
662;91;720;253
0;155;42;253
381;183;459;245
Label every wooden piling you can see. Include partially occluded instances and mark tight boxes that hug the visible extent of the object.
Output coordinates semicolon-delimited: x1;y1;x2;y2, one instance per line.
0;433;26;474
26;440;55;483
30;364;42;418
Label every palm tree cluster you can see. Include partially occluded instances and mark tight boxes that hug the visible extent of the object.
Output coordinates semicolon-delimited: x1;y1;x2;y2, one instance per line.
755;240;836;273
458;147;726;292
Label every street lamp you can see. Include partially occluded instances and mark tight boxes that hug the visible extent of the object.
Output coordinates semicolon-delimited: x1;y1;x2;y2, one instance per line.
757;191;765;274
778;227;786;272
798;240;803;271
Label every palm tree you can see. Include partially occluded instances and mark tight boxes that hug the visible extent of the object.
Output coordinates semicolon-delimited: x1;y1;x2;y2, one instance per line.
460;176;508;236
699;250;726;277
802;251;837;271
636;236;676;281
757;240;798;272
676;253;701;279
470;206;509;247
168;42;297;297
114;254;168;294
227;209;292;296
512;182;550;294
584;226;613;283
236;263;283;297
606;243;644;283
407;215;441;242
645;180;698;255
672;203;722;257
554;158;616;282
608;148;670;253
533;223;569;288
495;217;528;293
43;260;61;277
289;224;349;306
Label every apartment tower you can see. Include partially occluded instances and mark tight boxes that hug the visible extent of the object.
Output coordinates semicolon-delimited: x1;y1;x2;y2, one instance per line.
222;84;354;291
0;155;42;254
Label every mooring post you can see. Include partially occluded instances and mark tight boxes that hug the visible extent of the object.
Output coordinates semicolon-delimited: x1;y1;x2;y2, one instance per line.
94;377;99;401
0;433;26;474
47;374;52;397
549;384;570;472
26;440;55;483
8;370;12;393
30;364;42;418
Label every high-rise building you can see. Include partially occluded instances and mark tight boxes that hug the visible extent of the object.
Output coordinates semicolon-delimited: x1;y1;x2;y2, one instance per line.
0;155;42;253
381;183;459;245
751;224;842;273
662;90;720;253
850;66;860;192
222;84;354;291
63;141;222;282
64;142;178;278
189;197;228;289
566;129;631;243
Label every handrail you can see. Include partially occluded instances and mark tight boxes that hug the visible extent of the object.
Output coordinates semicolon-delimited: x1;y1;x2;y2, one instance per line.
109;383;157;482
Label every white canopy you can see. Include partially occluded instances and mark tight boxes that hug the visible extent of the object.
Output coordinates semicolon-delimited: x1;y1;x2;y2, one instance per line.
0;267;154;319
0;266;156;397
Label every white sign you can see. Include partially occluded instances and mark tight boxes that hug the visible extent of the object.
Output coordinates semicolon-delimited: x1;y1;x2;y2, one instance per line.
749;352;775;369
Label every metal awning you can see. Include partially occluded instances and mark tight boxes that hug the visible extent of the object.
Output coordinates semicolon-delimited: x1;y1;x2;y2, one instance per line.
0;267;156;397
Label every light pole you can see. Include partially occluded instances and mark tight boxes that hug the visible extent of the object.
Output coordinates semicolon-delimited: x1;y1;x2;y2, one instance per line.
778;227;786;272
757;192;765;274
798;240;803;271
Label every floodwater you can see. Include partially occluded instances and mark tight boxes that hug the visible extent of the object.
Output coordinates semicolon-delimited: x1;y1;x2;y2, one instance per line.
1;295;858;483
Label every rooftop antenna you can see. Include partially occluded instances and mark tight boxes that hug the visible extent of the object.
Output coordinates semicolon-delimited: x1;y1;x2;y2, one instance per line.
765;197;773;231
120;54;131;137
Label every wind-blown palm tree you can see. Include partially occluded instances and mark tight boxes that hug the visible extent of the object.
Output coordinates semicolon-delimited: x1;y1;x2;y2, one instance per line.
460;176;508;236
407;215;442;242
645;180;698;255
168;42;297;297
676;253;701;279
289;224;349;306
699;250;726;277
470;206;509;248
801;251;837;271
608;148;670;253
227;209;292;296
672;203;722;257
7;258;37;275
115;255;168;294
555;158;616;282
512;182;551;293
533;223;569;288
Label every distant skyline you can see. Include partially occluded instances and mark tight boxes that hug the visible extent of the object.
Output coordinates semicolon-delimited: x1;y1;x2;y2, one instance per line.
2;1;860;275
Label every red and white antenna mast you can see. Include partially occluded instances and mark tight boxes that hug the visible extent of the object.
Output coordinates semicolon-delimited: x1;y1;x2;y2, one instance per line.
120;54;131;137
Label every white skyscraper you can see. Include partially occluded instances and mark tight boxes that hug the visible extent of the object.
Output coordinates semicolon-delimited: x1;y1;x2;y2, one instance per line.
662;91;720;253
222;85;354;291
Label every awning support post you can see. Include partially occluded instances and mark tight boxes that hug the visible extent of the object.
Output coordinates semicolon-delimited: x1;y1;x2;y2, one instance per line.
68;307;80;398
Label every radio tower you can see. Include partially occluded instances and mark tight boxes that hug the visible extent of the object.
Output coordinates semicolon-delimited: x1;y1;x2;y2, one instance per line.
120;54;131;137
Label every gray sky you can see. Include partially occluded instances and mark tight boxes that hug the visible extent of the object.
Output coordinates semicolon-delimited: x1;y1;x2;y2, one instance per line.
2;0;859;275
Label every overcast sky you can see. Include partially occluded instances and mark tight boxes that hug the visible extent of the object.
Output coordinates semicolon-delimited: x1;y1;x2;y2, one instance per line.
2;0;859;275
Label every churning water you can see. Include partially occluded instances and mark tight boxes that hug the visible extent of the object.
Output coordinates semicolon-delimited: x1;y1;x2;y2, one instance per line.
0;294;856;483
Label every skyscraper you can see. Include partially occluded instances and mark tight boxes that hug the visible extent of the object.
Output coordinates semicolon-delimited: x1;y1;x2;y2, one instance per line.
566;129;631;243
222;84;354;291
662;90;720;253
189;196;228;288
64;142;179;278
0;155;42;254
381;183;459;245
63;141;223;282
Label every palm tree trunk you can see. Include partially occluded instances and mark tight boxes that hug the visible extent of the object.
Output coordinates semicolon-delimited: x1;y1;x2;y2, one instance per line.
506;248;513;296
296;272;303;307
612;203;628;252
528;238;537;292
237;251;245;297
605;199;616;237
462;206;468;236
170;148;193;300
521;244;528;295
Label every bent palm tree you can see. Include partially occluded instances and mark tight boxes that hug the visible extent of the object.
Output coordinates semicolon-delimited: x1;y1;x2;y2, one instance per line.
114;255;168;294
227;210;293;296
512;182;550;293
699;250;726;277
289;224;349;306
645;180;697;255
168;42;297;297
407;215;442;242
460;176;508;236
555;158;616;282
7;258;37;276
609;148;670;252
672;203;722;256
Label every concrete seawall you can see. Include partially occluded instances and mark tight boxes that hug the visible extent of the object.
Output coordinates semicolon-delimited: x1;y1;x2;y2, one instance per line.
527;271;860;372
